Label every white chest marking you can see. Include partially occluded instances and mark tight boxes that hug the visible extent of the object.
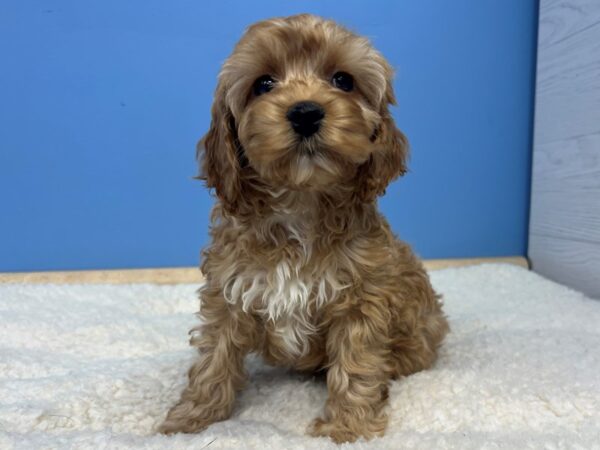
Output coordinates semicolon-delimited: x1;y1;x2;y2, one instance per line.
221;259;345;356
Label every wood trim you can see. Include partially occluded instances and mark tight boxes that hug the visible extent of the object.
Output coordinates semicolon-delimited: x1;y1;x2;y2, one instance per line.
0;257;528;284
423;256;529;271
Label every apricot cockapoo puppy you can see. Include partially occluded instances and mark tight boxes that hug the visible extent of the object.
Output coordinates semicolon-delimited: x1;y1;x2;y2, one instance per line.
159;14;448;443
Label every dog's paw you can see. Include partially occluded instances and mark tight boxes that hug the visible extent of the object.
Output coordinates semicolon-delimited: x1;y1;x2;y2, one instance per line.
158;417;209;435
307;415;386;444
157;400;222;435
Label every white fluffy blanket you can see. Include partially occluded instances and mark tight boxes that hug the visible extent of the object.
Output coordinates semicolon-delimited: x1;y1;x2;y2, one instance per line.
2;264;600;449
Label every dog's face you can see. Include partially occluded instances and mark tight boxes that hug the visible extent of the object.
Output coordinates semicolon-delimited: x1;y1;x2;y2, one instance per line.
201;14;408;212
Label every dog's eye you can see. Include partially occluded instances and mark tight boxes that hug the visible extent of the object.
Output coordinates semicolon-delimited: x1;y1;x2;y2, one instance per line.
253;75;276;96
331;72;354;92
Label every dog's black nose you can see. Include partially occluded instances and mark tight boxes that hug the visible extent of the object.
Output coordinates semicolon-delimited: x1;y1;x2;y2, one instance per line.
286;101;325;138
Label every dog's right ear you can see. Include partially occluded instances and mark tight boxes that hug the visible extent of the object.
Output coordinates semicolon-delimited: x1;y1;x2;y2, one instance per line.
197;84;244;214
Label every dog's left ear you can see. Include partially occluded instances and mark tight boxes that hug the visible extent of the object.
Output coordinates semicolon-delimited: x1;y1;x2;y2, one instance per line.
355;66;409;202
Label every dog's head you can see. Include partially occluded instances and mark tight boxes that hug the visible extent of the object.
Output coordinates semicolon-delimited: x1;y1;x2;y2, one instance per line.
199;14;408;213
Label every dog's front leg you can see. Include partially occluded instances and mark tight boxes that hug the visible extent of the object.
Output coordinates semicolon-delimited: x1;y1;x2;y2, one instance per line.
159;293;256;435
309;307;392;443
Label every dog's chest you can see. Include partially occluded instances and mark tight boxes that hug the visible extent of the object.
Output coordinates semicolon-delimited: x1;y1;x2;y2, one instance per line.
223;258;339;356
221;220;343;357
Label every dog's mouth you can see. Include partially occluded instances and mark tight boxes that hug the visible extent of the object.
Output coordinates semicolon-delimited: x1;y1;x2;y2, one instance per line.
293;124;379;157
294;137;321;157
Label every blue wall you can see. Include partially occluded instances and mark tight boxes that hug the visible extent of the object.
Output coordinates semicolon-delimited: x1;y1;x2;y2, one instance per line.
0;1;538;271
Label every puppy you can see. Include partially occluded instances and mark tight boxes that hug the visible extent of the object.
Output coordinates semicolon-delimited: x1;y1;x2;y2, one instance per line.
159;14;448;443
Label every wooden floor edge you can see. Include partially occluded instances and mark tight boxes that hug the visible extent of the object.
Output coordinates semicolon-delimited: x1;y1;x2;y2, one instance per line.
0;256;528;284
424;256;529;271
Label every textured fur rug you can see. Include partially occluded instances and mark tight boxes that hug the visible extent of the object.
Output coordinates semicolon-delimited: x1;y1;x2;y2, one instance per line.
1;264;599;449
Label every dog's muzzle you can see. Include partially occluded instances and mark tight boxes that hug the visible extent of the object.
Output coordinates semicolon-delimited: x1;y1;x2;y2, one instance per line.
286;101;325;138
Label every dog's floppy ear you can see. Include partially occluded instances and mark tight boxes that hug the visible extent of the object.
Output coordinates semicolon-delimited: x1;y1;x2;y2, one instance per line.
197;84;245;213
355;71;409;202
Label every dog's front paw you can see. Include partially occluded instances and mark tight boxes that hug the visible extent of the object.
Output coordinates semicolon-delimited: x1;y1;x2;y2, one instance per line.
158;400;227;435
308;414;387;444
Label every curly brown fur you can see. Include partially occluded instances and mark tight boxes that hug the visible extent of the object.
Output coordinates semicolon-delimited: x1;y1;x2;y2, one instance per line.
159;14;449;443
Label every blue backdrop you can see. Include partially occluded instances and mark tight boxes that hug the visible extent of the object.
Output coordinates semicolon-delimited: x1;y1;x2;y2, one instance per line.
0;0;538;271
